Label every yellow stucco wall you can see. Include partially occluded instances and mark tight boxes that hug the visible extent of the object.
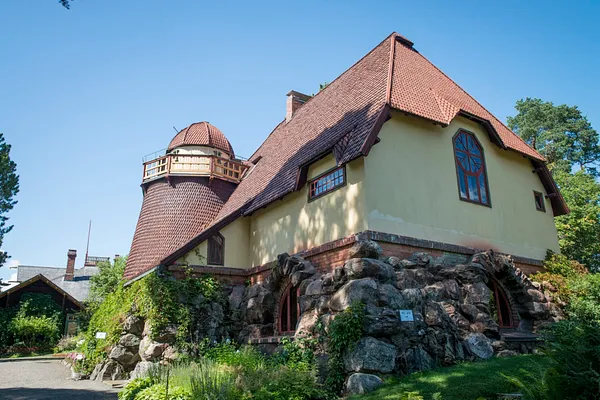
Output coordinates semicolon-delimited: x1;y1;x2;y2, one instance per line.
364;111;559;260
177;216;251;269
249;155;367;267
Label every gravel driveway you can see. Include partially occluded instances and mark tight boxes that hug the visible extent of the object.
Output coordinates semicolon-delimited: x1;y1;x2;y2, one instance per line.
0;359;118;399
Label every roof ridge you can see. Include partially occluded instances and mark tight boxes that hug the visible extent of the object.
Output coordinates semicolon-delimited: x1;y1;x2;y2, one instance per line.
414;50;542;160
385;33;398;104
287;32;396;123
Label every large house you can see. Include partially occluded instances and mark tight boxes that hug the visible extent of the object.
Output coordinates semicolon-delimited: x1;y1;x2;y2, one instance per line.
125;32;567;295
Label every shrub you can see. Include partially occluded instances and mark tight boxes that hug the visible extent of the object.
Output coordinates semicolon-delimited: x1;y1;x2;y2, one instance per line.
9;315;60;350
172;360;240;400
239;365;323;400
544;252;588;278
134;384;191;400
55;334;83;353
566;273;600;322
118;377;154;400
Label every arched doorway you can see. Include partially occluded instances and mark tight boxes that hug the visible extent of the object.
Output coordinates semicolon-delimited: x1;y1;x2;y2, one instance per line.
489;279;515;328
278;283;300;334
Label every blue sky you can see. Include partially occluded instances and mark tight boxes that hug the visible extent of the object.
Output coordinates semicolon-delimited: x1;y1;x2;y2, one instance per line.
0;0;598;280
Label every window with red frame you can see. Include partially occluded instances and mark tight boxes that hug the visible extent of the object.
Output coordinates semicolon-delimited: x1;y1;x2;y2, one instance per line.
453;130;490;206
490;280;514;328
278;284;299;333
309;167;345;200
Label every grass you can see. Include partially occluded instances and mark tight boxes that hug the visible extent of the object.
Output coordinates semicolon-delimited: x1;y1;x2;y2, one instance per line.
352;354;551;400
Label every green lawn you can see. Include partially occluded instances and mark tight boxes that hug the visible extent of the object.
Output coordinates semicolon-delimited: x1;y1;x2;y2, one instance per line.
352;354;550;400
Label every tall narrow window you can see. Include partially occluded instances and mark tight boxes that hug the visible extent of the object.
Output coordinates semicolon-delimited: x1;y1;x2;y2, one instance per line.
489;280;514;328
278;284;299;333
453;130;490;206
207;233;224;265
534;191;546;212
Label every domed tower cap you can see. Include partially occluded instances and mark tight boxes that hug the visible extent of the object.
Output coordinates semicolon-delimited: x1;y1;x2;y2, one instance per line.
168;121;235;157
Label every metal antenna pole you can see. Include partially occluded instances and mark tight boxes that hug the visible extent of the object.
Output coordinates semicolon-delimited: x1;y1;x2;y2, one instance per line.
84;220;92;266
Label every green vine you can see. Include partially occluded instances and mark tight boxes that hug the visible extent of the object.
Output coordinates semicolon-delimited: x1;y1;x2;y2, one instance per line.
321;301;365;396
80;270;222;373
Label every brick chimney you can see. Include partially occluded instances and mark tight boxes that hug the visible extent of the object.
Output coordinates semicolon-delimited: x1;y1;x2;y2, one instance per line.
286;90;311;123
65;249;76;281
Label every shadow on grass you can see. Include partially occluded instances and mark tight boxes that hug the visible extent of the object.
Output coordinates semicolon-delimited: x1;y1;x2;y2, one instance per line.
0;387;117;400
352;354;550;400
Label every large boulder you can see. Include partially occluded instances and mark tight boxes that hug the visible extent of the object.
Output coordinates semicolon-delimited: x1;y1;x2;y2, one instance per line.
92;360;127;381
344;258;394;283
364;307;402;337
466;333;493;359
130;361;157;380
119;333;141;350
228;285;246;310
139;337;167;362
192;302;225;342
154;325;177;344
347;240;382;260
344;337;397;373
109;345;140;369
377;284;405;309
123;315;144;336
244;285;276;324
329;278;378;311
345;373;383;395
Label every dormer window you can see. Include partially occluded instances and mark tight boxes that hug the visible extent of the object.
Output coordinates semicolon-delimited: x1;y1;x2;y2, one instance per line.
208;233;224;265
453;130;490;206
308;166;346;201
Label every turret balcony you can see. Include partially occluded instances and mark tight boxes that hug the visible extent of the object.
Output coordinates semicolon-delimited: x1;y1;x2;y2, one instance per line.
142;154;249;184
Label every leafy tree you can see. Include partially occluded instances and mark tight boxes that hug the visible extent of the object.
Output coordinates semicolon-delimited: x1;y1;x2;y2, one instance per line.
0;134;19;271
507;98;600;175
88;256;126;308
553;170;600;270
59;0;71;9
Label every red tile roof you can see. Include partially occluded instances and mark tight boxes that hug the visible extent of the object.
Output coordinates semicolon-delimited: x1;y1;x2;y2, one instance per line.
125;32;567;281
168;122;234;157
124;177;237;281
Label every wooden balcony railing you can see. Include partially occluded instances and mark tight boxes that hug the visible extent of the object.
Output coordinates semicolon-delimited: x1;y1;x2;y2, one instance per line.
142;154;249;184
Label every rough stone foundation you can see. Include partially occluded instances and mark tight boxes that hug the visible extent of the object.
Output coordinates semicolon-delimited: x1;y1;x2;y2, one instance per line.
93;240;561;392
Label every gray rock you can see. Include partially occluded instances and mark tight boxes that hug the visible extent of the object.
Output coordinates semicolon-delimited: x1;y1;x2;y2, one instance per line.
154;325;177;344
94;360;127;381
364;307;402;336
377;284;405;309
462;282;492;305
139;337;167;362
401;288;425;308
344;337;397;373
407;252;433;267
228;285;246;310
345;373;383;395
527;288;546;303
290;266;317;287
329;278;378;311
109;345;140;369
343;258;395;282
245;286;276;324
347;240;383;260
305;280;323;296
123;315;144;336
192;301;225;342
296;309;319;336
119;333;141;350
466;333;493;359
130;361;157;380
385;256;402;269
496;349;518;357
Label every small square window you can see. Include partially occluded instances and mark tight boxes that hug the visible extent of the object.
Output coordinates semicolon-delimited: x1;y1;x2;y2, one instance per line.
534;191;546;212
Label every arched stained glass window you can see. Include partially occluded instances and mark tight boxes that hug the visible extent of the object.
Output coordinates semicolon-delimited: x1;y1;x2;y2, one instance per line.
453;130;490;206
